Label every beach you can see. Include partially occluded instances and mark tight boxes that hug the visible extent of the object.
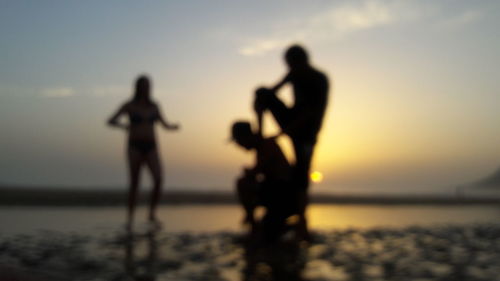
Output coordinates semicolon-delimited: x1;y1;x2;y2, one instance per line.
1;204;499;280
0;223;499;280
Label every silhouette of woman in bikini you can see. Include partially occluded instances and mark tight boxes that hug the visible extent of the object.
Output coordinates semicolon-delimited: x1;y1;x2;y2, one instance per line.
108;75;180;230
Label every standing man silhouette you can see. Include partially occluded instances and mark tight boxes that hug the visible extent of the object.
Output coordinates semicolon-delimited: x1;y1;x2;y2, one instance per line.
255;45;329;239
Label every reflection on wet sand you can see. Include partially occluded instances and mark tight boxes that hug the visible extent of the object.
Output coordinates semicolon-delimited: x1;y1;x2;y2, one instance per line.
0;224;499;280
242;237;307;281
125;230;159;281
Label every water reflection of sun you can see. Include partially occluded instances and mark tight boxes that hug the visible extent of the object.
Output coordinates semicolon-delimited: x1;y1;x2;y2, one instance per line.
310;171;323;183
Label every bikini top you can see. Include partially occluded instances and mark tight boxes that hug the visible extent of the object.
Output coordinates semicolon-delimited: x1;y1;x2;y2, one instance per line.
129;111;158;124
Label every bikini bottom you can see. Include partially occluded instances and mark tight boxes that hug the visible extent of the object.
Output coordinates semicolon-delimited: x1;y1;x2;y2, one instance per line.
128;140;156;154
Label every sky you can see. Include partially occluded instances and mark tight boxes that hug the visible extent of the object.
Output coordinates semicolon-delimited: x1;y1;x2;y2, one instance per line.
0;0;499;195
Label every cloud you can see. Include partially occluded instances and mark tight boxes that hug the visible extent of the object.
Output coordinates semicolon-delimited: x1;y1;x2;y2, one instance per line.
238;0;413;56
239;39;292;56
438;10;482;29
40;87;75;98
90;85;127;97
238;0;431;56
311;0;396;33
38;85;128;99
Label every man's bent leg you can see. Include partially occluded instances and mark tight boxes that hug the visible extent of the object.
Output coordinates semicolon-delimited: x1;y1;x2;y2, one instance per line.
255;90;292;131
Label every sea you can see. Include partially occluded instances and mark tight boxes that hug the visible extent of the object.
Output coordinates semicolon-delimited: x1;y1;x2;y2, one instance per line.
1;204;499;236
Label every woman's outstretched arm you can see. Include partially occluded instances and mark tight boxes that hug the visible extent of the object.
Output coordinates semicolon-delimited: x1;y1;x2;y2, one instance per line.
107;103;129;130
156;104;180;131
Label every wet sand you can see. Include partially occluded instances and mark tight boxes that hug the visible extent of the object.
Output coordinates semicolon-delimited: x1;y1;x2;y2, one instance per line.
0;224;499;281
1;204;499;280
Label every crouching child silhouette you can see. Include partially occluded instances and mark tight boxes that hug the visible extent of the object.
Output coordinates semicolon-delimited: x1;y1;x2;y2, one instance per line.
231;120;307;243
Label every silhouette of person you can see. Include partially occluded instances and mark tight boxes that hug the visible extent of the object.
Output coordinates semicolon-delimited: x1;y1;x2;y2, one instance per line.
231;120;305;242
255;45;329;239
108;75;180;230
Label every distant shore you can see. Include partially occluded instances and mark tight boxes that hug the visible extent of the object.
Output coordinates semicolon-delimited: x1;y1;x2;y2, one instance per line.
1;186;499;206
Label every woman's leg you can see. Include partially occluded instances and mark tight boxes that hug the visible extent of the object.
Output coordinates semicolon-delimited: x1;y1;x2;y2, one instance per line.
146;150;163;222
127;149;143;228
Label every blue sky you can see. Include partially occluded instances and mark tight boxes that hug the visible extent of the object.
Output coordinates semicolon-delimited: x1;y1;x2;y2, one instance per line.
0;0;499;194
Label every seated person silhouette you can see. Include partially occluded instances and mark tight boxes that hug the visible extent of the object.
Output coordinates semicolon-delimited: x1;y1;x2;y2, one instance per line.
231;121;305;242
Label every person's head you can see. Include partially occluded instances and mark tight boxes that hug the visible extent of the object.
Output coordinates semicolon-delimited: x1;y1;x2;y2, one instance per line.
231;121;258;150
284;44;309;70
133;75;152;103
255;87;273;97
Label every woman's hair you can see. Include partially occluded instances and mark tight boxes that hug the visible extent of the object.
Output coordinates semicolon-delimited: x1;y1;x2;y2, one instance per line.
132;75;152;103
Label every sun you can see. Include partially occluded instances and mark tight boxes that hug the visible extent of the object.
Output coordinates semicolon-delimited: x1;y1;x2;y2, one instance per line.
310;171;324;183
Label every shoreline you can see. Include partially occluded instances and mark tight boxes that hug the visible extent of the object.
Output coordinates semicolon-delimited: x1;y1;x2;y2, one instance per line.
1;187;499;206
